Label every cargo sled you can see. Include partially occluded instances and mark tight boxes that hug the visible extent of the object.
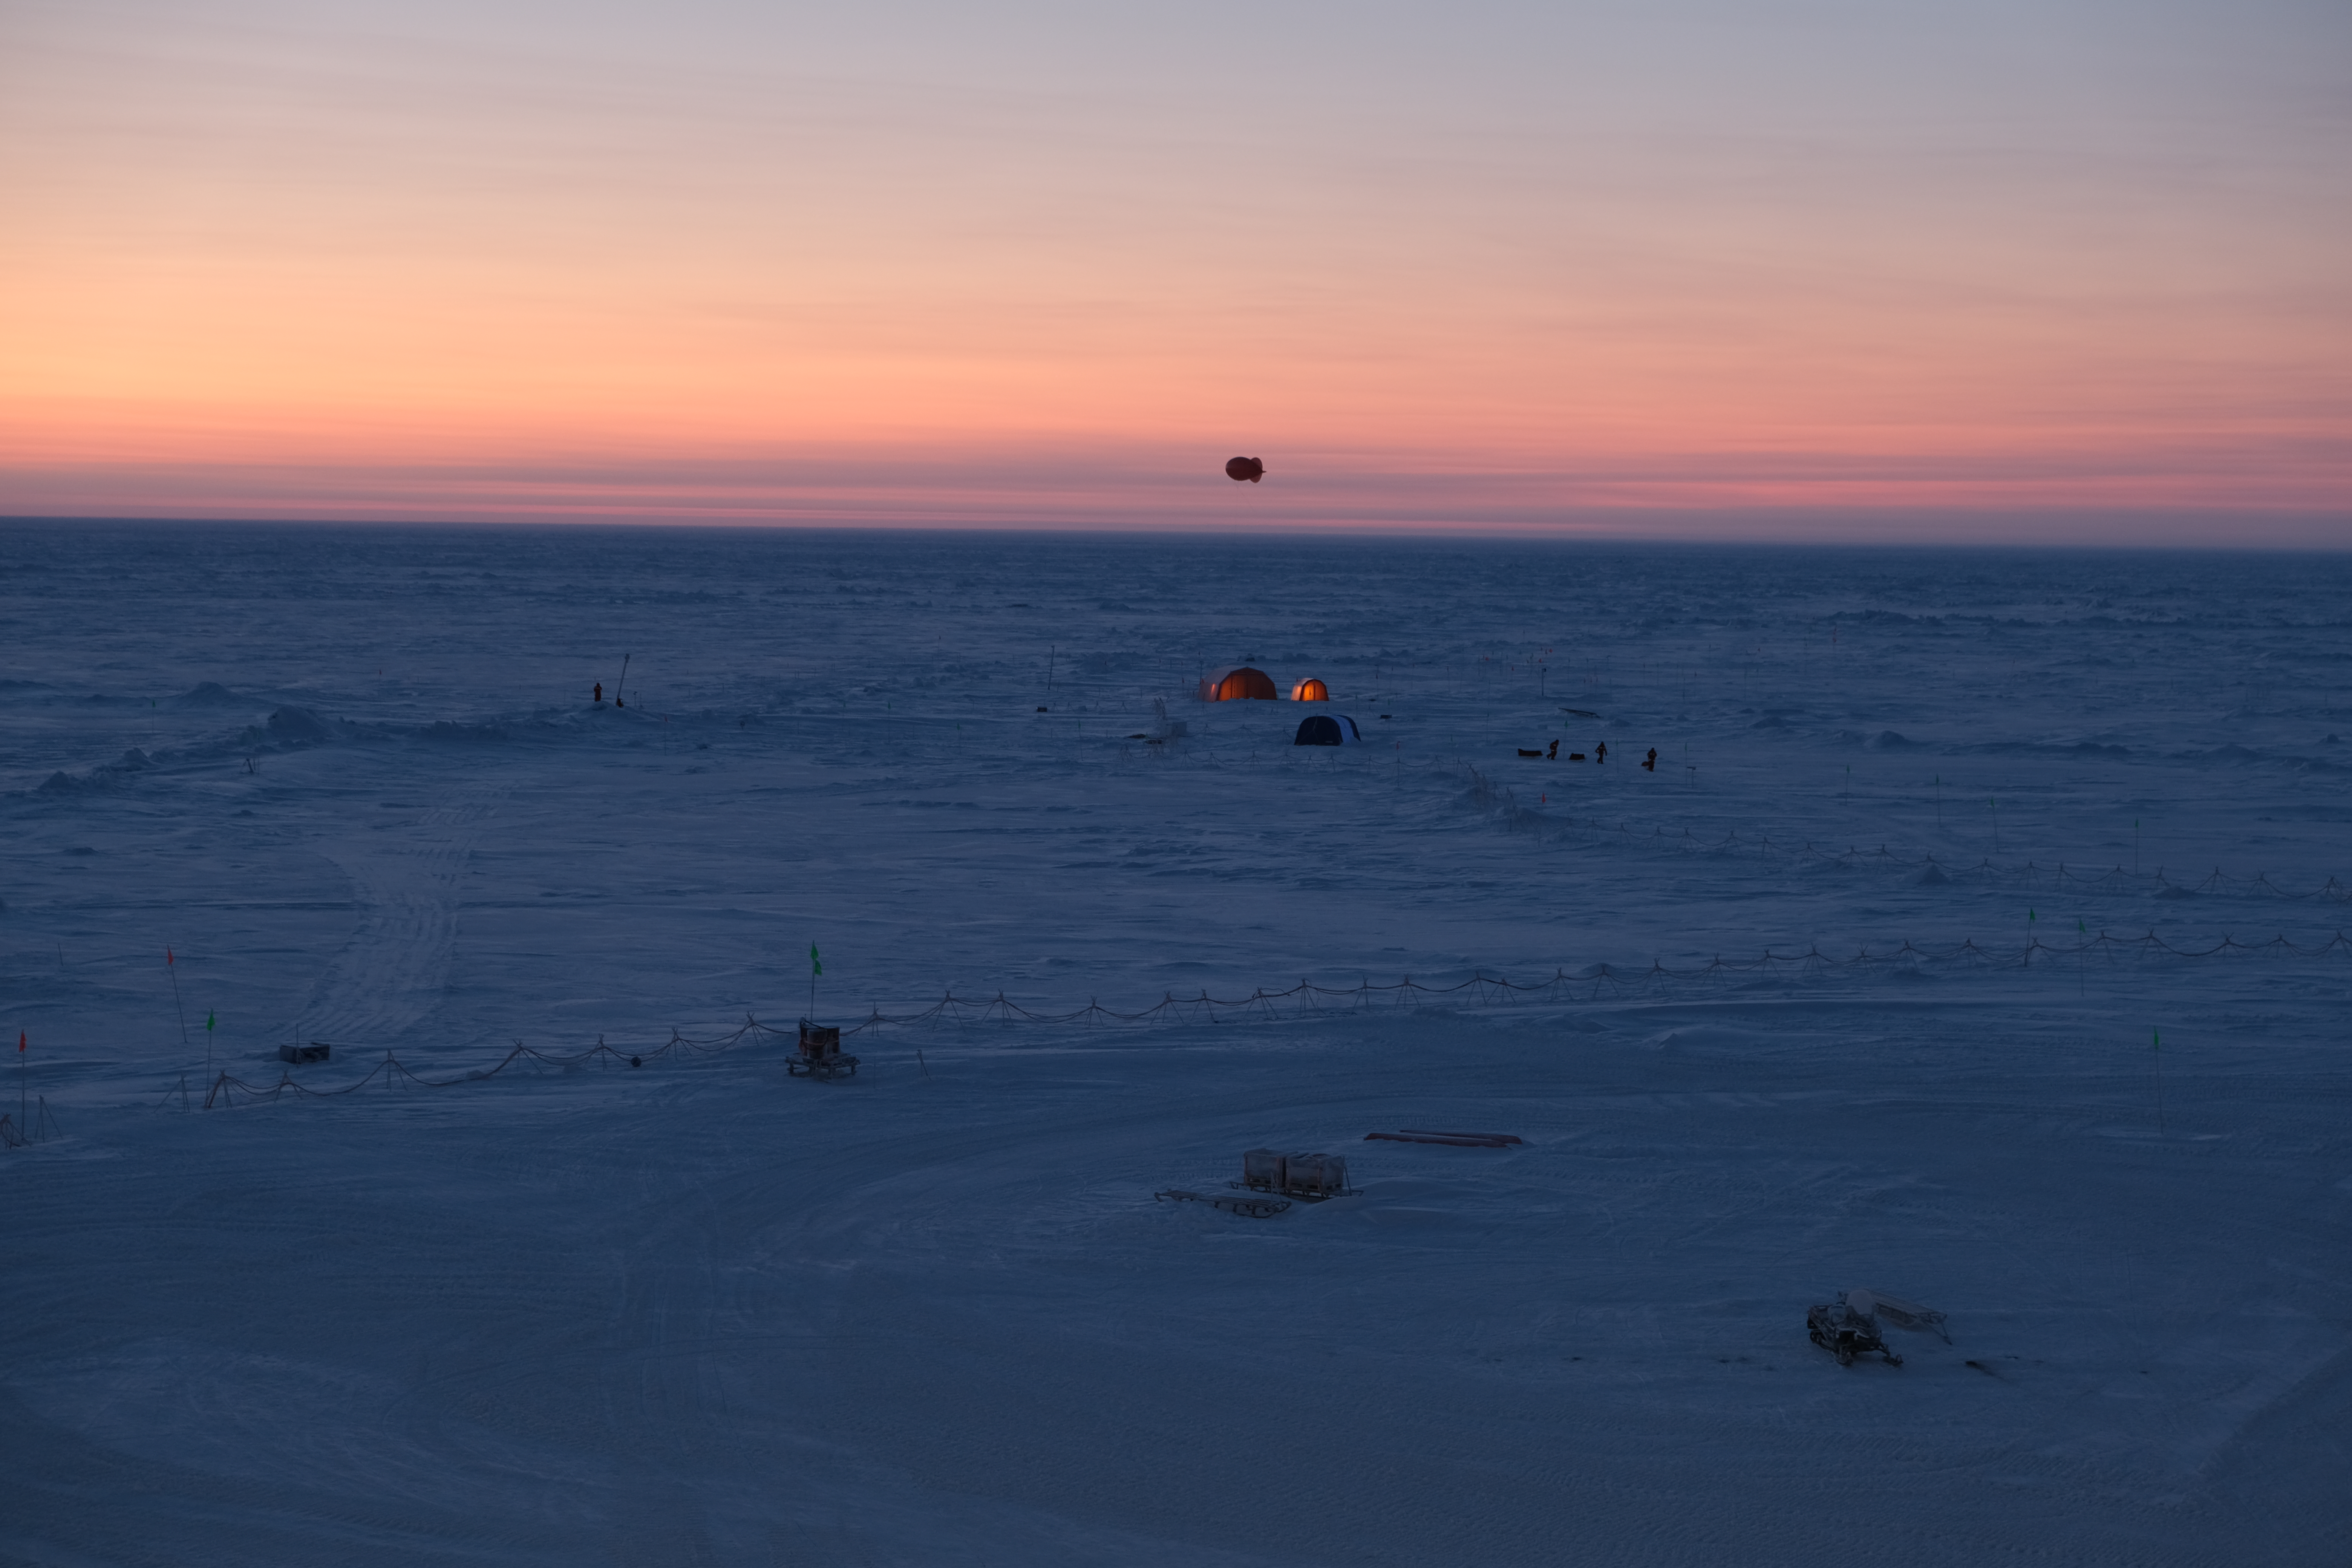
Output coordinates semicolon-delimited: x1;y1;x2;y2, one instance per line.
787;1018;858;1080
1155;1188;1291;1219
1233;1148;1357;1202
1807;1291;1903;1367
1858;1289;1949;1343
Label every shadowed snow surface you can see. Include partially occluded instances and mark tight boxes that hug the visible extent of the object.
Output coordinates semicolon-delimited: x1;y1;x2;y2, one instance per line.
2;525;2348;1566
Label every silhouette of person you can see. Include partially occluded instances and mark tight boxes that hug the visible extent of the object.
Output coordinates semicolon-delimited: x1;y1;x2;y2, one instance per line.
1595;741;1608;764
1644;747;1657;772
594;682;603;703
1547;739;1559;760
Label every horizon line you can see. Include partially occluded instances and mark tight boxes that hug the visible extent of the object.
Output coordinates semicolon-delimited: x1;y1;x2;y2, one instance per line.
6;511;2349;551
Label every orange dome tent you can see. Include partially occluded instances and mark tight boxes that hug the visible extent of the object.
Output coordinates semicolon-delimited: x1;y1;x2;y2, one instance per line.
1291;678;1328;701
1198;666;1277;701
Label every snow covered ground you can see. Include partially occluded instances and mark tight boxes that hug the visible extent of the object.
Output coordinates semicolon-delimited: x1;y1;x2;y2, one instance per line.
3;523;2348;1565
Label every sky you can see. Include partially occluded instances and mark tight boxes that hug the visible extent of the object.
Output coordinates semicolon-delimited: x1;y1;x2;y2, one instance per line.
1;0;2347;538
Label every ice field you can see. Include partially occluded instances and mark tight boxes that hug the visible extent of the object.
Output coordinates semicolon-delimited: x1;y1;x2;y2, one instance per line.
3;523;2349;1565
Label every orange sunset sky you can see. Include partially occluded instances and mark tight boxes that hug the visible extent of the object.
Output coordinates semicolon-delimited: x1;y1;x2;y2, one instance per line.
2;0;2347;538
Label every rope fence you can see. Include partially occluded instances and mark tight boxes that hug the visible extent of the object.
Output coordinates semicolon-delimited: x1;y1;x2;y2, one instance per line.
826;928;2352;1032
1;1097;63;1147
196;1021;794;1109
1462;765;2352;904
165;926;2350;1112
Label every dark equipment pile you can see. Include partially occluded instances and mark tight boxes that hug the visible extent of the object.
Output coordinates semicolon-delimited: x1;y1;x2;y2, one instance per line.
789;1019;858;1079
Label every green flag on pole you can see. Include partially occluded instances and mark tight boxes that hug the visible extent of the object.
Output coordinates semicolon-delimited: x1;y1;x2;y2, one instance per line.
810;945;822;976
206;1011;215;1032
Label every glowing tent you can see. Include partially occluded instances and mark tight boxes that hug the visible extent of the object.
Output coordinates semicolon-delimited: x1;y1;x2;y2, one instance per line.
1199;666;1278;701
1291;678;1328;701
1294;714;1363;746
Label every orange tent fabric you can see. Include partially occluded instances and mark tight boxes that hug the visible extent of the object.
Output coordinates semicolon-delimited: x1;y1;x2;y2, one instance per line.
1199;666;1277;701
1291;678;1328;701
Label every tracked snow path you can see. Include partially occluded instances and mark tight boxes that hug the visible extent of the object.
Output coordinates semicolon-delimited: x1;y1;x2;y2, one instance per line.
296;785;511;1046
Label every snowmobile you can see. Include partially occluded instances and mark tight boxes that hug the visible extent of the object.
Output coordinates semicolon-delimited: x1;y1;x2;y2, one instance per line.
1807;1291;1904;1367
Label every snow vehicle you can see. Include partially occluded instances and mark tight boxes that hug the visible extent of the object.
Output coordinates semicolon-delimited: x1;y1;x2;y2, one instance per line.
1808;1291;1904;1366
788;1019;858;1079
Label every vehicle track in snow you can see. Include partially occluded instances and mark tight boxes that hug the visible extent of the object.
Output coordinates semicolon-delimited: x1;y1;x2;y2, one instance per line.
294;784;511;1047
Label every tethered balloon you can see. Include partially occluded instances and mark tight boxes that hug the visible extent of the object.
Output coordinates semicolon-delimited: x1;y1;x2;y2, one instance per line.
1224;456;1265;483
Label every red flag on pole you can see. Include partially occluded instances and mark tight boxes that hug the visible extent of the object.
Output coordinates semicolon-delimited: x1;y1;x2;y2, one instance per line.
166;948;174;966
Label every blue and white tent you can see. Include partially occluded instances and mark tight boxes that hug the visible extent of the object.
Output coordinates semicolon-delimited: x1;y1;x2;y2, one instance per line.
1293;714;1363;746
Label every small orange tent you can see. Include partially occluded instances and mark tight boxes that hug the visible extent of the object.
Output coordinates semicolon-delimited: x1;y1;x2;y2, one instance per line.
1291;678;1328;701
1199;666;1277;701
